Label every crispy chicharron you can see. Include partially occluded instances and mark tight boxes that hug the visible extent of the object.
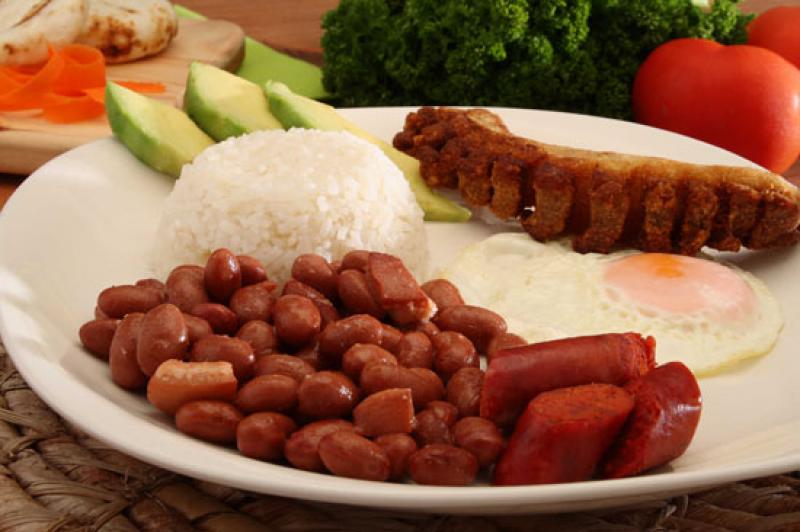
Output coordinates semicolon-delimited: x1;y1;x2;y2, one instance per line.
393;107;800;254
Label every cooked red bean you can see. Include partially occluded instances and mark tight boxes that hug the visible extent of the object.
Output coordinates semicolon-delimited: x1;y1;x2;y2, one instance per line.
137;304;189;376
353;388;415;437
412;321;440;340
229;282;275;324
273;295;321;347
425;400;459;427
135;278;167;298
375;433;417;481
291;254;338;300
452;417;504;467
297;371;359;419
282;279;340;328
166;265;209;313
94;306;109;319
294;344;321;370
341;343;397;381
421;279;464;314
360;363;444;409
147;360;238;415
236;320;278;359
338;269;384;318
183;313;213;345
204;248;242;302
237;255;268;286
318;314;383;368
379;323;404;354
433;305;507;353
329;260;343;274
189;335;255;381
237;412;296;461
97;284;165;319
486;332;527;361
318;431;390;481
395;332;434;369
79;318;118;360
432;331;479;381
253;354;315;382
284;419;355;471
446;367;484;418
175;400;243;444
408;444;478;486
109;313;146;390
235;374;299;413
189;303;238;335
341;250;369;272
413;409;452;446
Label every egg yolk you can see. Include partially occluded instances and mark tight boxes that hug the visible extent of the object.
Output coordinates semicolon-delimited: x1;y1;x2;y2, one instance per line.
602;253;756;321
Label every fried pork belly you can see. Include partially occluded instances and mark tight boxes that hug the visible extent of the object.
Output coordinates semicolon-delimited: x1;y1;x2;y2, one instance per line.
393;107;800;254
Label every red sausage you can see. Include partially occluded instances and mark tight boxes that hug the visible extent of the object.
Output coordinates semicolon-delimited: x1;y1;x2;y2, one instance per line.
493;383;634;486
601;362;702;479
365;253;434;325
481;333;655;426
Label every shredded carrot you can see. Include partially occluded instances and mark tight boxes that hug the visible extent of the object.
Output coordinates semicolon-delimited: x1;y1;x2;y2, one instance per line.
0;43;165;123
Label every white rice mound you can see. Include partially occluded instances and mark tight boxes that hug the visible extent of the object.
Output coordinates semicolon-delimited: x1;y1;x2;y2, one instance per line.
151;128;428;282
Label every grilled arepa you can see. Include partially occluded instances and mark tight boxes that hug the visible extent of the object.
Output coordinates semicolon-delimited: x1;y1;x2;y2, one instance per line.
0;0;88;65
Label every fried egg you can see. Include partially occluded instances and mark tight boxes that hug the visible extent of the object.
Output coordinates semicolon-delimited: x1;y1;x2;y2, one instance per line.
440;233;783;376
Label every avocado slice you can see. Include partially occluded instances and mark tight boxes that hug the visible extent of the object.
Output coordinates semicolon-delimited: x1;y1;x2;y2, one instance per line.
264;81;471;223
106;82;214;178
184;62;282;141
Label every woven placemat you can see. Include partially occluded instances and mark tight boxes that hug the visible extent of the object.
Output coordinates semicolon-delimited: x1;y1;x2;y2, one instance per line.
1;343;799;532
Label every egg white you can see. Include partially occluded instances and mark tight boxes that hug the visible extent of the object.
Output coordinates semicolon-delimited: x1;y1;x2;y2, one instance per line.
439;233;783;377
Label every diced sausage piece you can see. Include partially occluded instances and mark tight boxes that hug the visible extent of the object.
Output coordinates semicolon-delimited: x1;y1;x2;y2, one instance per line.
236;320;278;359
493;383;634;486
175;401;243;444
481;333;655;427
291;254;339;300
413;409;452;446
237;255;268;286
297;371;359;419
341;343;397;381
360;363;444;409
235;374;299;413
446;367;484;418
79;318;119;360
486;332;527;361
421;279;464;314
353;388;415;437
601;362;702;479
452;417;504;467
282;280;340;328
237;412;296;461
432;331;478;381
365;252;435;325
318;314;382;368
395;332;434;369
338;269;385;319
375;433;418;481
408;444;478;486
253;354;315;383
284;419;355;472
433;305;506;353
318;431;391;481
205;248;241;302
147;360;238;415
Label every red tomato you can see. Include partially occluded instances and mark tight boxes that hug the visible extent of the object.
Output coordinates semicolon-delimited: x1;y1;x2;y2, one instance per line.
748;6;800;70
633;38;800;174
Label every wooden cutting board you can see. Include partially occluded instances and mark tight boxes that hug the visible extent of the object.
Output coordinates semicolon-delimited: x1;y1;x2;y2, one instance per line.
0;18;245;175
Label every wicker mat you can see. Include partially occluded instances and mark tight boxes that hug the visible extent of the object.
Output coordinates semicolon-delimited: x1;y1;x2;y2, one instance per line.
1;344;799;532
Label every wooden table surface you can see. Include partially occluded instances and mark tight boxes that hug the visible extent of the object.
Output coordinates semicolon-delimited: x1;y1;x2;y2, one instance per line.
0;0;796;207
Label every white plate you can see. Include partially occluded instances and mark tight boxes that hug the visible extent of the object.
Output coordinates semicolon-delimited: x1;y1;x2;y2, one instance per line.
0;108;798;515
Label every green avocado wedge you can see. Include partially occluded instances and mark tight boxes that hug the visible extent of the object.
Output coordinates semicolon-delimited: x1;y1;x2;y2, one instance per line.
106;82;214;178
264;81;471;223
184;62;282;141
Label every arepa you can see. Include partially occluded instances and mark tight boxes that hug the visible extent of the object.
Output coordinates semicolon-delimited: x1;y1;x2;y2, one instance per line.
0;0;88;65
